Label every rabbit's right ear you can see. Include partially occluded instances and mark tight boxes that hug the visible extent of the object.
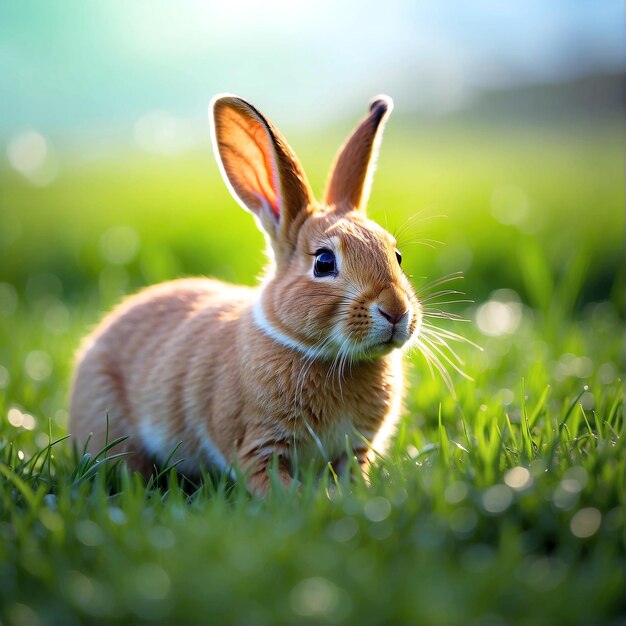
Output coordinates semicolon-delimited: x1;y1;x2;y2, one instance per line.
210;95;313;252
324;96;393;214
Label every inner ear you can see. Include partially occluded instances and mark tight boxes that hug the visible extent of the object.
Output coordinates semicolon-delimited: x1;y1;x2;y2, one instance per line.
324;96;393;214
210;95;314;247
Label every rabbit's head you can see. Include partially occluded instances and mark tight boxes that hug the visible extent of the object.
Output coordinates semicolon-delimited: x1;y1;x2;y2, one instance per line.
210;95;420;360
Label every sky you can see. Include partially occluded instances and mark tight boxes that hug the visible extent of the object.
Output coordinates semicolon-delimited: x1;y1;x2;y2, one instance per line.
0;1;623;143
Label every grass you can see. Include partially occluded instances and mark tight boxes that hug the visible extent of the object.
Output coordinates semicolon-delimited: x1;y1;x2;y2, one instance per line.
0;120;624;625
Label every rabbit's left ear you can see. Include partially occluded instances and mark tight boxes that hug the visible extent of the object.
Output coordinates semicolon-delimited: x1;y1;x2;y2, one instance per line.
324;95;393;214
210;95;313;248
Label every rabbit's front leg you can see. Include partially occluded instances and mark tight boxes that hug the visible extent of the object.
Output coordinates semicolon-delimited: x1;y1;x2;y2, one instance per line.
332;446;371;483
236;429;294;496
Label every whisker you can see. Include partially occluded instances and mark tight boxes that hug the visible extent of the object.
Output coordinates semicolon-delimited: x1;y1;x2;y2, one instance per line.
293;333;337;415
413;339;455;394
422;310;468;321
421;296;472;305
325;334;350;399
416;272;464;295
417;344;436;380
420;289;466;302
420;335;473;381
420;330;466;366
397;238;445;250
393;210;447;244
421;323;483;351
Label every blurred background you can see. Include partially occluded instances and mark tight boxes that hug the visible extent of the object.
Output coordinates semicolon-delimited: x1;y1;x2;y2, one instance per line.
1;7;623;623
0;1;623;430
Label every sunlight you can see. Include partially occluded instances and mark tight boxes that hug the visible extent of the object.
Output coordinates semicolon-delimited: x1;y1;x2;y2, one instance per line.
0;4;622;624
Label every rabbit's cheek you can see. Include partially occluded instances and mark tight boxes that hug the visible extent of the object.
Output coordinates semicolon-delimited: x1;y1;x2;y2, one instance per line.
344;306;373;344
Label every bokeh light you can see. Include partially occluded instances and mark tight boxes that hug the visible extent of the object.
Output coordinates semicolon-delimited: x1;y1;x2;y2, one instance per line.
570;508;602;539
475;290;523;337
6;130;58;186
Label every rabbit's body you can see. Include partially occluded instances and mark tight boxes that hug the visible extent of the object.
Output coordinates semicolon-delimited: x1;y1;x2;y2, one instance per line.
72;277;403;484
71;94;420;494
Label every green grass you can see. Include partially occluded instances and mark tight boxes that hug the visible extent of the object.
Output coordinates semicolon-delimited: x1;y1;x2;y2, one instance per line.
0;121;624;625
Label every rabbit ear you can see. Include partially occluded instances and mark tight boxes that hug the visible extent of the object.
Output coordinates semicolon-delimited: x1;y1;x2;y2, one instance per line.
210;95;313;247
324;95;393;213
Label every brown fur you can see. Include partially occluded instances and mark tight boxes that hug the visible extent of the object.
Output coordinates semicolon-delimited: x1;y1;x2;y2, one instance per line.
69;94;421;495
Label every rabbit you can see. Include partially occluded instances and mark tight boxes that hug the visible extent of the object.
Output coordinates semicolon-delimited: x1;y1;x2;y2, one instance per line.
69;93;421;495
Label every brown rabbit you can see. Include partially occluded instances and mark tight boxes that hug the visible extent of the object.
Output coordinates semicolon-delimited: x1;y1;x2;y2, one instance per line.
69;94;421;495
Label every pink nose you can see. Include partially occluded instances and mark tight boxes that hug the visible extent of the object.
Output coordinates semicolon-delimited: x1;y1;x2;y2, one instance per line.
377;285;409;326
378;307;407;325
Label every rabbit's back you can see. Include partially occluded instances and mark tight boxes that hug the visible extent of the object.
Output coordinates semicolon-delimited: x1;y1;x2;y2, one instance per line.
69;278;256;472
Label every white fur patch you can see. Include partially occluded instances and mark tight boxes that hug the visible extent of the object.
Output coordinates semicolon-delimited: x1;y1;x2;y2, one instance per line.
252;298;335;360
371;350;403;454
194;422;229;472
138;414;231;477
138;417;172;461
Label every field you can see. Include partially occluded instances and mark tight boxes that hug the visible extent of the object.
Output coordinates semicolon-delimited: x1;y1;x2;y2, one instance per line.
0;116;624;625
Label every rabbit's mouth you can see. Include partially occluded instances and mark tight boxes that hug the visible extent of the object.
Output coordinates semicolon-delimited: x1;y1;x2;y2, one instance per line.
380;330;403;347
360;342;403;360
366;332;409;355
359;311;421;356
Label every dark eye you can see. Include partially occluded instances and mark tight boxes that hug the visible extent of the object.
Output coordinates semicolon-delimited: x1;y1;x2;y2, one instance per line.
314;249;337;277
395;249;402;266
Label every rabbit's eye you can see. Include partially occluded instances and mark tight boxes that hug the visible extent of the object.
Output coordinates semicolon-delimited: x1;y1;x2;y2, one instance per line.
314;249;337;277
395;249;402;266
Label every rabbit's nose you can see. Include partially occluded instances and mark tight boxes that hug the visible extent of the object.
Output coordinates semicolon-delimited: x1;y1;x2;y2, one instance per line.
378;307;407;325
377;286;408;325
